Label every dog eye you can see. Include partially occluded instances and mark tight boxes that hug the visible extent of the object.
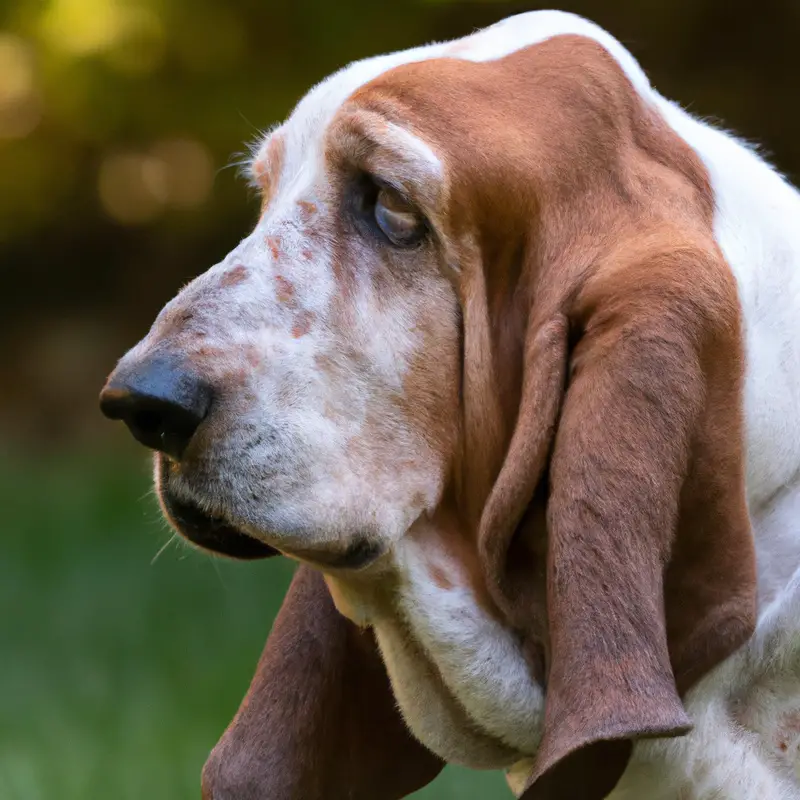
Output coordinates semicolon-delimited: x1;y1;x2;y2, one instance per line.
374;186;426;247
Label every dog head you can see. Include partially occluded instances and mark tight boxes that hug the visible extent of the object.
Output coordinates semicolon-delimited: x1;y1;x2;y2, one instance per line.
101;12;757;796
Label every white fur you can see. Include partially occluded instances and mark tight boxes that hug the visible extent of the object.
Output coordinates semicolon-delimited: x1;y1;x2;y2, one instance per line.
393;526;543;759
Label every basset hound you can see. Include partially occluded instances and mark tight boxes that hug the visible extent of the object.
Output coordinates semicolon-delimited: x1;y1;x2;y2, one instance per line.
99;10;800;799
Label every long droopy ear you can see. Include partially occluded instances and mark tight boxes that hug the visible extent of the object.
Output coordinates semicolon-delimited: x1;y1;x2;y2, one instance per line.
202;566;443;800
481;241;757;799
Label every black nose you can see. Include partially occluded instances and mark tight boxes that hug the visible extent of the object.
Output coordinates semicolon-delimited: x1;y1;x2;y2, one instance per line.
99;355;211;460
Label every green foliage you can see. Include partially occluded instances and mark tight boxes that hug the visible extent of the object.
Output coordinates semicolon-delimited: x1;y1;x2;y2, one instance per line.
0;450;508;799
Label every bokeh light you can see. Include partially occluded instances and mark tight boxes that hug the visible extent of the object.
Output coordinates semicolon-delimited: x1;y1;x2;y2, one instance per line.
39;0;161;60
97;139;214;225
171;6;245;73
151;138;215;209
98;151;164;224
0;33;41;138
103;6;165;75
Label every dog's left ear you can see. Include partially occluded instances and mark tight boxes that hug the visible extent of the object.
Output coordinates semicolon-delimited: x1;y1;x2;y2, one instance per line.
202;566;444;800
479;242;757;799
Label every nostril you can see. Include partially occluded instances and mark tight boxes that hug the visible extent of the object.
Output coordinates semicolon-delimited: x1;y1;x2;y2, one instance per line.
130;408;162;438
125;399;207;460
112;394;208;460
127;407;169;453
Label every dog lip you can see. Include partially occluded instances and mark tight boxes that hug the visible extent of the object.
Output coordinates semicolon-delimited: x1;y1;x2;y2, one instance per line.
156;461;381;569
289;538;386;571
160;485;277;561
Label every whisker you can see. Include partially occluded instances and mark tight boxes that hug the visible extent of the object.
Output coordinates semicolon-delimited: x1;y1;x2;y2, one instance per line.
217;151;251;177
138;484;159;503
210;555;229;590
151;533;179;565
237;110;269;138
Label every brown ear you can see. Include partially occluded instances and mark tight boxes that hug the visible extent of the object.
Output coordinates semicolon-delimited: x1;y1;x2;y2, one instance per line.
202;565;443;800
482;245;756;798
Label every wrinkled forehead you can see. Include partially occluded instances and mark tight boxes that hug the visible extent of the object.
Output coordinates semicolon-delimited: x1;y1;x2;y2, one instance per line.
248;10;650;190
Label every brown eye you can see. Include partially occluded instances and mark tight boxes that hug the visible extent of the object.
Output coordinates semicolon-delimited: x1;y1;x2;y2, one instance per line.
374;186;426;247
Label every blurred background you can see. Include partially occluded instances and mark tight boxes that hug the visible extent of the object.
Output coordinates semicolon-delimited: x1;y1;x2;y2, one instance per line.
2;0;798;798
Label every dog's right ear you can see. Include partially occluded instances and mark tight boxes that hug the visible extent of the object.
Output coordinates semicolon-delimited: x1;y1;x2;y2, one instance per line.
201;565;444;800
479;241;755;800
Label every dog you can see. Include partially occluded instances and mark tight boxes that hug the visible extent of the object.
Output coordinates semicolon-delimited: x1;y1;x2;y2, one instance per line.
100;10;800;798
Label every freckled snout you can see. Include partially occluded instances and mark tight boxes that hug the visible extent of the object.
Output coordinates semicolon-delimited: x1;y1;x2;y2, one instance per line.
99;353;211;461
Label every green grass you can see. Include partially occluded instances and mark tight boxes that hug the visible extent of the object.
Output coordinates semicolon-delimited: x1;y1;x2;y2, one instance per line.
1;446;509;799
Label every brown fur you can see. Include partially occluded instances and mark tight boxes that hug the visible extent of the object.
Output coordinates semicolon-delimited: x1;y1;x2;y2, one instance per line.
265;235;283;262
274;275;295;305
205;35;756;799
219;264;248;288
291;309;314;338
297;199;318;222
254;133;285;214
